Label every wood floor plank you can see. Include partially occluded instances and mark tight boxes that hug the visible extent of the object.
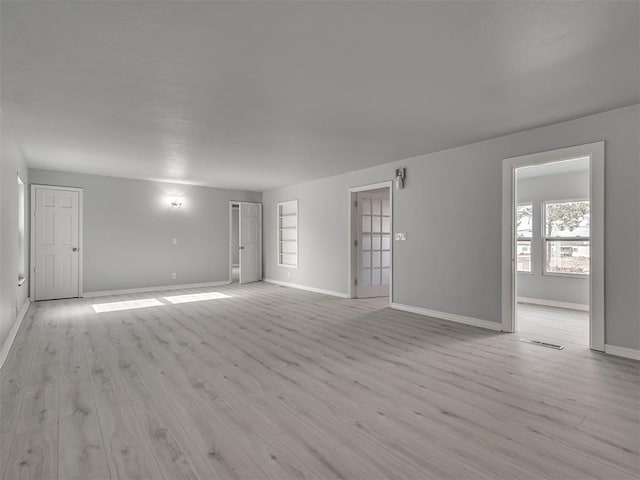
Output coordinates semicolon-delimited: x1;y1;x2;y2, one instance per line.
3;423;58;480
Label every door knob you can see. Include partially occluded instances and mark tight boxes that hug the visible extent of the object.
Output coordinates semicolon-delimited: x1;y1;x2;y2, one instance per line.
72;247;78;252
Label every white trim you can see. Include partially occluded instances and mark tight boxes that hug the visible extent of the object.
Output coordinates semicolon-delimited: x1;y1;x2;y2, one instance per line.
84;281;231;298
604;345;640;361
263;278;348;298
390;303;502;332
518;297;589;312
502;142;605;351
348;181;393;304
229;202;238;283
0;298;31;371
30;184;84;300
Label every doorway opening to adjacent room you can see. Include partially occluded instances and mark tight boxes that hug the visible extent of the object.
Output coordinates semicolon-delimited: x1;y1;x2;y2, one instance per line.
502;143;604;351
348;182;392;303
229;201;262;284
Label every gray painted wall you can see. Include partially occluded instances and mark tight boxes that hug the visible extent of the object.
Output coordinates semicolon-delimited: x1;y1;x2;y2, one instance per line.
0;115;30;356
517;171;590;306
28;169;261;293
263;105;640;350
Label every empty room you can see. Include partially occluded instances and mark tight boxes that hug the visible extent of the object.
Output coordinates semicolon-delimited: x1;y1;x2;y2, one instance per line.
0;1;638;479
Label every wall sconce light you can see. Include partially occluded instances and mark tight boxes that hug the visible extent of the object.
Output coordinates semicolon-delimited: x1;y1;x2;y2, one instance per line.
395;167;406;189
170;198;183;209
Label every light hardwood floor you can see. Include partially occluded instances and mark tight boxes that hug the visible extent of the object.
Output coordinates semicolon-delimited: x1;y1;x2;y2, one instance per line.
1;282;638;479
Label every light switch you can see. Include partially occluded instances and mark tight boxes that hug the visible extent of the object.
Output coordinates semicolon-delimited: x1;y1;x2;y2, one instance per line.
172;237;178;245
395;233;407;241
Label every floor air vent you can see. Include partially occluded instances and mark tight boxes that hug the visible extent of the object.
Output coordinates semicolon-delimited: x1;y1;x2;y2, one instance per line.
520;338;565;350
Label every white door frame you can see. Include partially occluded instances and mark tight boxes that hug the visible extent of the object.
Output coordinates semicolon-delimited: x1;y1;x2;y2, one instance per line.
501;142;604;351
348;181;393;304
229;201;262;283
30;184;84;300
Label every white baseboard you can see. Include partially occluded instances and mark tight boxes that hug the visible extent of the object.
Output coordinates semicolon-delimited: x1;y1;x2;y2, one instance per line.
263;278;349;299
0;297;31;371
84;281;231;298
390;302;502;332
604;345;640;361
517;297;589;312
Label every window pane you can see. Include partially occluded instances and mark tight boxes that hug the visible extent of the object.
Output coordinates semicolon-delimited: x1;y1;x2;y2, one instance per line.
362;235;371;251
517;240;531;273
546;240;589;275
362;198;371;214
516;204;533;238
381;251;390;268
372;235;381;250
382;199;390;216
382;235;390;250
381;268;390;285
362;252;371;268
362;268;371;285
382;217;391;234
372;268;381;285
545;201;590;238
372;216;381;233
372;251;381;268
362;216;371;233
372;199;381;215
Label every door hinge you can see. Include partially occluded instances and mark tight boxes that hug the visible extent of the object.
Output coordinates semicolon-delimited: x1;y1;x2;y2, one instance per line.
354;200;358;208
34;210;37;217
354;278;358;286
354;239;358;247
33;267;36;273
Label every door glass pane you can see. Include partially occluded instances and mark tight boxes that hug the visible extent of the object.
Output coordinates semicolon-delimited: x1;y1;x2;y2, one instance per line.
381;251;390;268
362;268;371;285
362;216;371;233
382;217;391;234
372;268;381;285
382;235;390;250
517;240;531;272
372;235;381;250
372;251;381;268
382;198;390;216
362;198;371;214
361;252;371;268
372;199;381;215
372;216;381;233
382;268;390;285
362;235;371;250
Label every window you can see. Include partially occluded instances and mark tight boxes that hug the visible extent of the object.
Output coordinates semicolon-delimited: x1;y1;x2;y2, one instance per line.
516;203;533;272
17;175;25;286
544;200;589;275
277;200;298;267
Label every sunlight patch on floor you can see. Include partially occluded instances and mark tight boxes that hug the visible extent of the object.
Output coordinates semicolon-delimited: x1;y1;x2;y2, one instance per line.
92;298;164;313
163;291;231;304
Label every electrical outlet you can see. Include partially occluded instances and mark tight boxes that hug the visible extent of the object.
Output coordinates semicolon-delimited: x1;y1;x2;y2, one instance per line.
171;272;177;280
172;237;178;245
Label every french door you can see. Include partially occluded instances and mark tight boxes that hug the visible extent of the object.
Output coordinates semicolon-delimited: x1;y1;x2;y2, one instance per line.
356;189;391;298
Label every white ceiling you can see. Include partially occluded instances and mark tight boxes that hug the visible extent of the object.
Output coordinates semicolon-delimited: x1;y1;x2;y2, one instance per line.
516;156;589;180
1;1;638;191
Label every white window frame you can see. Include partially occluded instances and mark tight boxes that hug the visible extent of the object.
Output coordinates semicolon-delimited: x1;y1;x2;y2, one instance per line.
277;200;298;268
542;198;590;278
516;202;533;274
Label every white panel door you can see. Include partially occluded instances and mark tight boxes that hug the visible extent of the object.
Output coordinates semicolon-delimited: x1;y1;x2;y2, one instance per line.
356;190;391;298
34;187;80;300
239;202;262;284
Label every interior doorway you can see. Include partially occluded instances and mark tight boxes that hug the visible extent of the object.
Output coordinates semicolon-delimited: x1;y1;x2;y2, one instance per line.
515;158;591;348
229;201;262;284
348;182;392;302
502;142;604;351
30;184;84;300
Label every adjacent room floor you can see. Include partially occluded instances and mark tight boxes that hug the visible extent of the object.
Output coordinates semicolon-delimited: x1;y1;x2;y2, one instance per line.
517;303;589;350
1;282;638;479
